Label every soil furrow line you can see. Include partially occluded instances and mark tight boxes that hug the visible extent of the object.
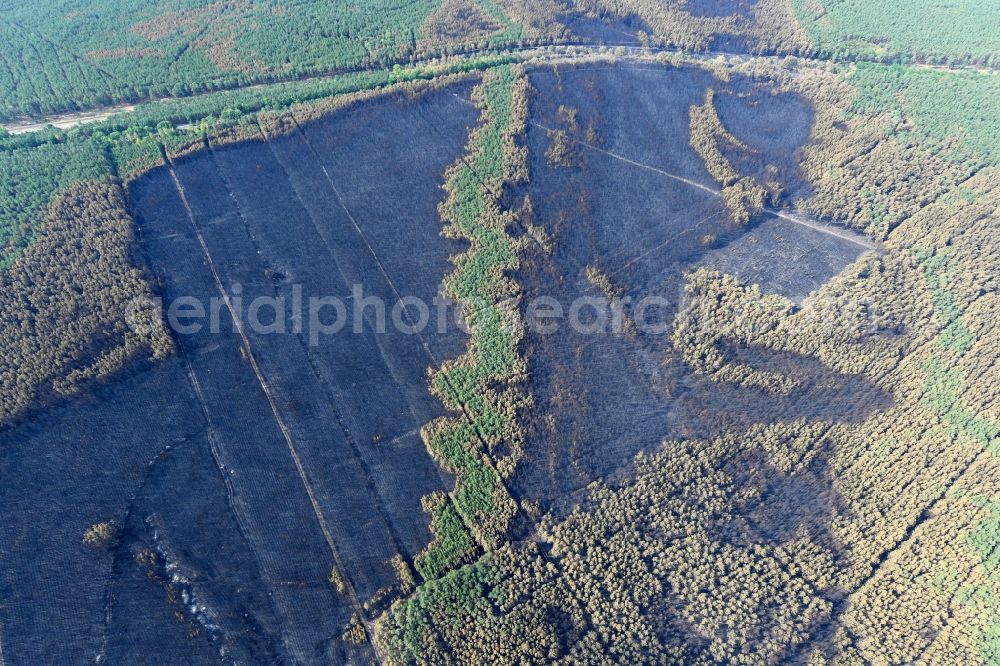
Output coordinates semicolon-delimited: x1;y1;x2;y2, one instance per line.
287;116;452;374
178;356;293;662
252;119;435;438
284;112;497;573
206;131;415;595
252;117;460;503
96;435;191;660
164;151;385;665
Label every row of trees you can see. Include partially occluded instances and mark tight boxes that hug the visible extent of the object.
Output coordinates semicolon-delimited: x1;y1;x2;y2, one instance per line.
91;55;510;179
4;0;998;123
688;89;772;225
414;66;532;583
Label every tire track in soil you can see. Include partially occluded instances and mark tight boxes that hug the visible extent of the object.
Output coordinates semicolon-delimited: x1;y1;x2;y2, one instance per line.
96;428;198;661
96;179;288;663
164;153;385;666
284;112;512;576
177;356;292;661
251;119;453;561
252;117;439;439
204;130;415;605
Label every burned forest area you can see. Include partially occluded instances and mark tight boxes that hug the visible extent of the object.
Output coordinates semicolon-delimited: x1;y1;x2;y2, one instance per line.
1;2;998;665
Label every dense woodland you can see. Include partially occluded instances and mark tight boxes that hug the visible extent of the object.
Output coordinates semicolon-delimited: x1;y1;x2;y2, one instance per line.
848;63;1000;167
0;0;442;120
569;0;811;54
792;0;1000;65
0;139;112;268
0;0;562;123
0;179;171;426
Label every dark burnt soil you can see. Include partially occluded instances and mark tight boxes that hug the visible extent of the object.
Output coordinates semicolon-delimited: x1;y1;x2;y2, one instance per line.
698;216;867;302
511;62;888;517
714;79;815;203
0;84;477;665
0;62;887;665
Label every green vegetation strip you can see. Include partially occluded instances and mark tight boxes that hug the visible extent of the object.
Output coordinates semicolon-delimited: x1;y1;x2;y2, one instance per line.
379;555;501;663
473;0;525;47
103;55;518;137
919;249;1000;662
919;249;997;450
958;496;1000;664
848;63;1000;167
376;65;530;663
792;0;1000;65
414;65;528;582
